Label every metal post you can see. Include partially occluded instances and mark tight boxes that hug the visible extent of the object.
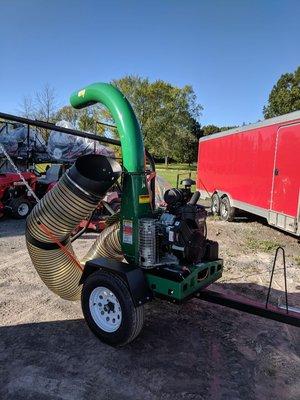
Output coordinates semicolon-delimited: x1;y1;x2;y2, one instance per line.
27;124;30;170
266;247;289;313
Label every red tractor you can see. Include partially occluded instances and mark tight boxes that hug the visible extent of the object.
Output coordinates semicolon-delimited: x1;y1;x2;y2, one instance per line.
0;172;37;218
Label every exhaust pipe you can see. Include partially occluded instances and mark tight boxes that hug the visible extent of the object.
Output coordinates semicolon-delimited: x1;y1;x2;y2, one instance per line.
26;154;122;300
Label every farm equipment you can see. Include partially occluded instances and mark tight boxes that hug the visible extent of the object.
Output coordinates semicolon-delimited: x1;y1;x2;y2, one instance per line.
0;118;119;222
34;164;67;199
25;83;299;347
0;171;37;218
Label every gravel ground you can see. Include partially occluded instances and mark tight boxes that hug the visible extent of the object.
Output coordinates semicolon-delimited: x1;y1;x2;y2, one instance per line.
0;216;299;400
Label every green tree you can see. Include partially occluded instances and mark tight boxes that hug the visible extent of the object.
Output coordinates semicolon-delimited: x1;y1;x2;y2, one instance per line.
56;105;81;127
109;76;202;164
19;84;58;123
263;66;300;118
201;124;221;136
55;105;105;135
200;124;237;137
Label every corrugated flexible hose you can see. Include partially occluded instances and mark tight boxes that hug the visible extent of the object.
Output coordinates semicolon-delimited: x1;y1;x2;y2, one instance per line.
26;154;123;301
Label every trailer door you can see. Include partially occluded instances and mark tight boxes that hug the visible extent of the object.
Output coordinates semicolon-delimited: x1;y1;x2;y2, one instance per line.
271;123;300;219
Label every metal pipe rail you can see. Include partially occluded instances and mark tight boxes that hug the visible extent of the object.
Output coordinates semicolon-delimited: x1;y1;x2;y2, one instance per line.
0;112;121;146
196;289;300;327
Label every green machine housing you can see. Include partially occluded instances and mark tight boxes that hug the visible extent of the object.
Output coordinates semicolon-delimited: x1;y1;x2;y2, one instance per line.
70;83;223;303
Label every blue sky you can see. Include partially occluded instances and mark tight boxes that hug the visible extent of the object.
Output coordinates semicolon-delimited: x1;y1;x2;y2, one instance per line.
1;0;299;126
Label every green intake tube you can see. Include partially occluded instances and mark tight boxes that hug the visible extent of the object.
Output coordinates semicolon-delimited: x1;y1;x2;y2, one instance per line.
70;82;153;265
70;83;144;173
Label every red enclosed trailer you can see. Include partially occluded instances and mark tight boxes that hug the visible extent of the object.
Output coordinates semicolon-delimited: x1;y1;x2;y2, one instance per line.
197;111;300;236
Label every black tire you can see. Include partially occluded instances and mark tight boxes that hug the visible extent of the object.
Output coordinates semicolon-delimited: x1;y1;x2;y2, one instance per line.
220;196;235;222
81;271;144;347
9;198;32;219
211;193;220;215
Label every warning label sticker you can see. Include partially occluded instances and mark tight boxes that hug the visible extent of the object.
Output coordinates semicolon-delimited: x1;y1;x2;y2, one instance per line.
139;194;150;204
123;220;133;244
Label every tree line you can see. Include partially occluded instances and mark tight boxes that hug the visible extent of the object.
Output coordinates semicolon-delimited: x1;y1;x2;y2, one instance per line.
19;67;300;163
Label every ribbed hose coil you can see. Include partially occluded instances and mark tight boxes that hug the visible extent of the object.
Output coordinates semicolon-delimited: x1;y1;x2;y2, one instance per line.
82;222;122;264
26;155;122;301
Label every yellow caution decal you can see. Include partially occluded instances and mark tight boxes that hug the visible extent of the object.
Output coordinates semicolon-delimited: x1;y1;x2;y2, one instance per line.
139;194;150;204
78;89;86;97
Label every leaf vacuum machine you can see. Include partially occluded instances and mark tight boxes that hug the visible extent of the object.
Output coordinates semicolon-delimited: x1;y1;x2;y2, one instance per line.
25;82;226;346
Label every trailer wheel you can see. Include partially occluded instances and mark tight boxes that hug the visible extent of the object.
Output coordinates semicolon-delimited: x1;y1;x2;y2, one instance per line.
220;196;235;222
10;198;32;219
211;193;220;215
81;271;144;347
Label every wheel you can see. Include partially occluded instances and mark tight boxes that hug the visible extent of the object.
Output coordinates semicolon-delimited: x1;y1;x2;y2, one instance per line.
211;193;220;214
220;196;235;222
10;198;32;219
81;271;144;347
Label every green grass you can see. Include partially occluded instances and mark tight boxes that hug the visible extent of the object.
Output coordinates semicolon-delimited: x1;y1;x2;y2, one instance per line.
155;163;197;187
246;237;280;253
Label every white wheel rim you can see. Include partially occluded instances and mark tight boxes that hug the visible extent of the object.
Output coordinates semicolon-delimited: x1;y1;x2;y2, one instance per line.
221;203;228;218
18;203;29;216
89;286;122;333
212;197;218;213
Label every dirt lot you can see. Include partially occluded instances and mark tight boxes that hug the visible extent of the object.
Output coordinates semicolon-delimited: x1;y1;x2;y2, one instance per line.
0;215;299;400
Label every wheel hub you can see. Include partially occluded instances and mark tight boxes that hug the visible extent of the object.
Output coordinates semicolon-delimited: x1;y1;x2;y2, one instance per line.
18;203;29;216
89;286;122;332
221;203;228;217
104;301;115;313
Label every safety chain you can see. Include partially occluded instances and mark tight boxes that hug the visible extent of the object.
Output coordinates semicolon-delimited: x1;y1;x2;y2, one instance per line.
0;142;39;203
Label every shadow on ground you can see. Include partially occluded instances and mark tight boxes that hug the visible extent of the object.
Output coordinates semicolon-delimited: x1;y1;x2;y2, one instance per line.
0;218;26;238
0;283;299;400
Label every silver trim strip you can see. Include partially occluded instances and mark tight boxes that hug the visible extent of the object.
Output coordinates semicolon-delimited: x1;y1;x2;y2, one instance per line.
199;193;299;235
270;127;280;209
199;111;300;142
231;199;269;218
270;122;300;213
297;189;300;236
65;173;92;197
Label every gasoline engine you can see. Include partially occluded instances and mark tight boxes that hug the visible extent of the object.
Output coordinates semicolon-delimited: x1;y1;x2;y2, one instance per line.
139;179;209;269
